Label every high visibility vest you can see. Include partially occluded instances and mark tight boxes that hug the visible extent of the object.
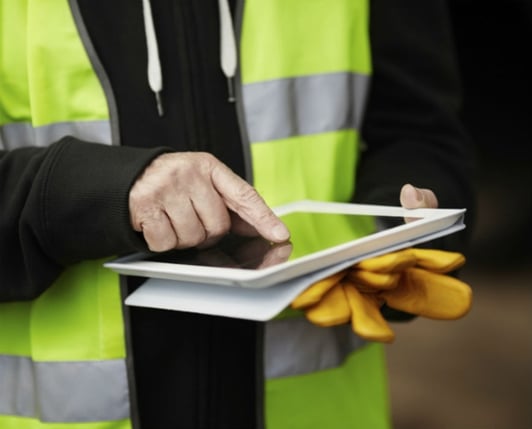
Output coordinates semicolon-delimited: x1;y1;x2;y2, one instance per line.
0;1;391;428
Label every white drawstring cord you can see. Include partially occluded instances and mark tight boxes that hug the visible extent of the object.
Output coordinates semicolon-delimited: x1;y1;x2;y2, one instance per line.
142;0;164;116
218;0;238;102
142;0;237;109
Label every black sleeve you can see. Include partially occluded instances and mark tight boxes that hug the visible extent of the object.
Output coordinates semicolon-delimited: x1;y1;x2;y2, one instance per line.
356;0;477;250
0;138;169;301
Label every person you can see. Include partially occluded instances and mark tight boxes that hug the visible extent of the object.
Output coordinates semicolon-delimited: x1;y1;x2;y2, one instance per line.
0;0;475;428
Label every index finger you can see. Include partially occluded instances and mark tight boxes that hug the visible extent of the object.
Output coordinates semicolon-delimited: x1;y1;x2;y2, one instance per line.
210;164;290;243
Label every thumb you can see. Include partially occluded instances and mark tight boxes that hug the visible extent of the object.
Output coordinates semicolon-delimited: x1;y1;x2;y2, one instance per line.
400;184;439;209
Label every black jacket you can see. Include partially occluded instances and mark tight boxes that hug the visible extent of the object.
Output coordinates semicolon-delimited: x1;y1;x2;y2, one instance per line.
0;1;476;428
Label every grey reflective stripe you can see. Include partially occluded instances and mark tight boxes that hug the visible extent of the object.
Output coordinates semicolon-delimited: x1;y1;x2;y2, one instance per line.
0;355;129;422
0;120;112;150
264;317;366;379
242;72;370;143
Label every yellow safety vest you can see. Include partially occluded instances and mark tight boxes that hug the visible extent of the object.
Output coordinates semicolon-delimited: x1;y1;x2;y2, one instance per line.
0;1;391;428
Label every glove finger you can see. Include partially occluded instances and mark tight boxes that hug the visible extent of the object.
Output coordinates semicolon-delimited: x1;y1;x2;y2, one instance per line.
355;249;417;273
291;269;348;309
411;248;466;273
347;269;401;290
343;282;395;343
305;283;351;327
381;267;473;319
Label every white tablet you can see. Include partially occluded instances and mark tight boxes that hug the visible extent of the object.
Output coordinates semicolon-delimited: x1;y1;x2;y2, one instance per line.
105;200;466;289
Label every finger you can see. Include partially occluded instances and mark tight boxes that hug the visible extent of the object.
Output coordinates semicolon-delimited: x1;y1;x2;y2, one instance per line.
186;188;232;245
257;242;293;269
164;199;208;249
139;210;178;252
210;164;290;243
229;211;260;237
400;184;438;209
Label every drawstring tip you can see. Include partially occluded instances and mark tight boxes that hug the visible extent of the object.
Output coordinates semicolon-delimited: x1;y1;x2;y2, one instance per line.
155;91;164;116
226;77;235;103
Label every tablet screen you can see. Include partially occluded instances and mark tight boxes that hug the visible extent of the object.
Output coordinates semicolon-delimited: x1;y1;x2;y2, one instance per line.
145;211;419;270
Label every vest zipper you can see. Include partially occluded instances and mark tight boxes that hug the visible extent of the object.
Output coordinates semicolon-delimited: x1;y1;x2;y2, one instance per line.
172;12;211;426
174;1;208;153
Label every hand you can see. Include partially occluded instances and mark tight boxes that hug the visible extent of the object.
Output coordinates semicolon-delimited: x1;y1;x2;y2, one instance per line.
399;183;438;209
129;152;290;251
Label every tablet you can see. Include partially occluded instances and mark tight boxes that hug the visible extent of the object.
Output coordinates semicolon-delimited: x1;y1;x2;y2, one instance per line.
104;200;465;289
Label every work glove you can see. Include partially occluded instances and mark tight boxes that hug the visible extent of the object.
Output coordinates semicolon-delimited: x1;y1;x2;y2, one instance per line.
290;248;472;343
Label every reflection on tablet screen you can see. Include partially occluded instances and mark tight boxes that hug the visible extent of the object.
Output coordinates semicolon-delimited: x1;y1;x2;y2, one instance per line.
146;212;419;270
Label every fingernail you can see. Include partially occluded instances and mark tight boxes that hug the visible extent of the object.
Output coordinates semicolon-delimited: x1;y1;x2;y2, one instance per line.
272;224;290;242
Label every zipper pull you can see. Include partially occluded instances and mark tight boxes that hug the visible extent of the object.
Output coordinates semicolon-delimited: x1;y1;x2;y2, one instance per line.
226;77;235;103
155;91;164;116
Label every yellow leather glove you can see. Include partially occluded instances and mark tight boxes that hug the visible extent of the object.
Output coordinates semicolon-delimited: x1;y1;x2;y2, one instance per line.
291;248;472;343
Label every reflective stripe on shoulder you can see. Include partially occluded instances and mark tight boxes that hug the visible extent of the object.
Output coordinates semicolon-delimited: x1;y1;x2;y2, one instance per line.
264;317;366;379
243;72;369;143
0;120;111;150
0;355;129;422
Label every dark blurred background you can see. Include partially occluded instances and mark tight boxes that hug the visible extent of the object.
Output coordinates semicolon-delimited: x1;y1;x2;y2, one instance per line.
387;1;532;428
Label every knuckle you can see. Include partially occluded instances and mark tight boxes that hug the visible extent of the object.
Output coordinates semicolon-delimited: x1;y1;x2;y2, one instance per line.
236;183;262;205
196;151;217;164
134;206;163;226
147;240;173;253
206;218;231;240
175;229;207;250
144;228;178;252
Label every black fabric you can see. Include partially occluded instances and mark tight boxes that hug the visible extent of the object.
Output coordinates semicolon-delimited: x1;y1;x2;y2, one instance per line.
0;139;166;300
127;284;263;429
356;0;476;252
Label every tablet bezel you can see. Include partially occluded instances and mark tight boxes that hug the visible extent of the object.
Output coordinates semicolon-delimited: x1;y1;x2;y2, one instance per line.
104;200;465;289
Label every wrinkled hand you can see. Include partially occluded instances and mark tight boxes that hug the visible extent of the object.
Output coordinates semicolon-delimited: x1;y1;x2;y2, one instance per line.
129;152;290;251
